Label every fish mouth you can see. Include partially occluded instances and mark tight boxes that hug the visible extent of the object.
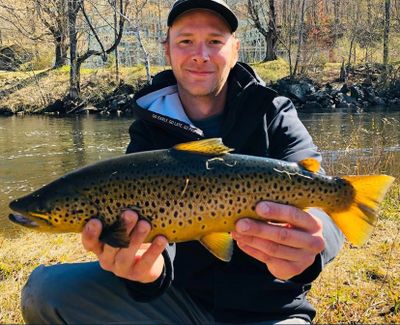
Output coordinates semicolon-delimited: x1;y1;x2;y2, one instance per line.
8;212;52;229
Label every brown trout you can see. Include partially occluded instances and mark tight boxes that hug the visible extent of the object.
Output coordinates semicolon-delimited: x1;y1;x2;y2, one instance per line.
9;138;395;261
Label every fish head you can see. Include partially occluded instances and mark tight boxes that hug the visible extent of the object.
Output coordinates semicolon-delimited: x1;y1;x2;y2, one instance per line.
8;181;98;233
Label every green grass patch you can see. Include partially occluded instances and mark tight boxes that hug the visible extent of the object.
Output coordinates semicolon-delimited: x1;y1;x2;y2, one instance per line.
252;58;290;82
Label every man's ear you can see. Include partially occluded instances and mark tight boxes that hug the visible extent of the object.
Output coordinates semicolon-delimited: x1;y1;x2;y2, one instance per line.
232;38;240;67
164;41;171;66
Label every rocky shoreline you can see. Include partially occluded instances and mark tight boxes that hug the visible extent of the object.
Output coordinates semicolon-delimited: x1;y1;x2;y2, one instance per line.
1;68;400;116
273;77;400;112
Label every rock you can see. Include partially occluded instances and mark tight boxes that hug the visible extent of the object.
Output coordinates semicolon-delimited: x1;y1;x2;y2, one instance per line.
287;82;315;103
303;101;323;110
350;85;364;100
340;83;350;94
43;99;65;114
373;97;386;106
388;98;400;106
273;77;317;103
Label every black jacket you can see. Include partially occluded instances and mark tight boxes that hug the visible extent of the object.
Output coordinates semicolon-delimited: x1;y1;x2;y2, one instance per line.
124;62;344;323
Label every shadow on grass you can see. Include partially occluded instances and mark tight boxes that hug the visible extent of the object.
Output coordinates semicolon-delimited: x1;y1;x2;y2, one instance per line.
0;68;54;98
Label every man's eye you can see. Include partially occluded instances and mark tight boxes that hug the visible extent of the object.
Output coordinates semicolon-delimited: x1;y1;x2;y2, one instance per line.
210;40;223;45
179;40;192;44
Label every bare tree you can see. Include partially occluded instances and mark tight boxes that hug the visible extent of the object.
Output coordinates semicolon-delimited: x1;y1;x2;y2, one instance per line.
0;0;69;68
35;0;69;67
383;0;391;70
247;0;278;62
67;0;130;101
293;0;306;76
131;0;151;81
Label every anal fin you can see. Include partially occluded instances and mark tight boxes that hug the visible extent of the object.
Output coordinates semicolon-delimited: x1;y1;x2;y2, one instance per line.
199;232;234;262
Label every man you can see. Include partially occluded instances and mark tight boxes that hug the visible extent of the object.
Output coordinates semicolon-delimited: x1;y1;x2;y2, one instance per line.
21;1;344;324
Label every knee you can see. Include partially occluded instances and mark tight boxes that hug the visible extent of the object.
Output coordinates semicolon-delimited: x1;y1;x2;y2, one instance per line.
21;264;68;323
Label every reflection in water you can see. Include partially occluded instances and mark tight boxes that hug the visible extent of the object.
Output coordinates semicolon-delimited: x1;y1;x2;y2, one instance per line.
0;115;133;235
1;111;399;234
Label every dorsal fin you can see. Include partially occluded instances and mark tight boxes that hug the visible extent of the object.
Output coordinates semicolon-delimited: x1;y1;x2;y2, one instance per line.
299;158;321;173
173;138;233;156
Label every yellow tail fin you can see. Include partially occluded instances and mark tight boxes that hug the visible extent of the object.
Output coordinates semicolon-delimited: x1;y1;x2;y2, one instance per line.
331;175;395;245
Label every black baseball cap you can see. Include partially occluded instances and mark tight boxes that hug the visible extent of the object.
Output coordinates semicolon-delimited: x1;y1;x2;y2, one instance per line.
167;0;239;32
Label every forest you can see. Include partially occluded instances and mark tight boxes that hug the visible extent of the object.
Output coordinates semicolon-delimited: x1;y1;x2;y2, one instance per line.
0;0;400;113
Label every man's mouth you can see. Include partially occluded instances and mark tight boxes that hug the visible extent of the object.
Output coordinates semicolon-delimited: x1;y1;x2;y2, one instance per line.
186;69;214;76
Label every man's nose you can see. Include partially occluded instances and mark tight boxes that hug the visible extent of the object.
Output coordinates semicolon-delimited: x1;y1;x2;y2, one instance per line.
192;43;210;62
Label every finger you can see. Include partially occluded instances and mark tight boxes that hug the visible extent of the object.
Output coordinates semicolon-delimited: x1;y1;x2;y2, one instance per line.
99;244;120;270
82;219;104;256
234;219;324;253
113;220;151;273
99;212;139;271
129;236;168;281
129;220;151;250
255;201;322;232
121;209;139;235
233;234;316;263
236;242;306;280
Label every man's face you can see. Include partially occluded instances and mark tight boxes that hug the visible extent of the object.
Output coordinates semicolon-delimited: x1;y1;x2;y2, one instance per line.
165;9;240;98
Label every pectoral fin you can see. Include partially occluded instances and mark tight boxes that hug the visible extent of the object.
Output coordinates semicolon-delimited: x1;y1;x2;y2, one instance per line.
199;232;234;262
99;218;130;248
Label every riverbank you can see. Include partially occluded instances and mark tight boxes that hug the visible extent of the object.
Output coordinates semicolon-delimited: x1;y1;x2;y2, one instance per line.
1;183;399;324
1;60;400;115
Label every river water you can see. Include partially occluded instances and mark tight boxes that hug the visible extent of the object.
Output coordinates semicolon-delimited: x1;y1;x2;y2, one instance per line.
1;110;399;235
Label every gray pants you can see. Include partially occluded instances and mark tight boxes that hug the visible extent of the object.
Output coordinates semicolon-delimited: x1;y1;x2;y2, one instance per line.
21;262;309;325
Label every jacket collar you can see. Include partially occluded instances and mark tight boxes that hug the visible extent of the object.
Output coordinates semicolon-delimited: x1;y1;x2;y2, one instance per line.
131;62;275;140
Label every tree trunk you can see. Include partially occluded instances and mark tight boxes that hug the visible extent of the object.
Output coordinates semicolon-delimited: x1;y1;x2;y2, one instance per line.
68;0;80;100
54;33;68;68
264;0;277;61
136;29;151;82
383;0;391;69
113;0;120;83
293;0;306;76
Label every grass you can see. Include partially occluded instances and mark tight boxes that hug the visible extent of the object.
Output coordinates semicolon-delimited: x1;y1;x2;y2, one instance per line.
0;231;93;323
0;65;166;114
309;184;400;324
252;58;290;82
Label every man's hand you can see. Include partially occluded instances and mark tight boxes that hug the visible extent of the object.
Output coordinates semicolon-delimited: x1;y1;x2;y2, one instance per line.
232;202;325;280
82;210;168;283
